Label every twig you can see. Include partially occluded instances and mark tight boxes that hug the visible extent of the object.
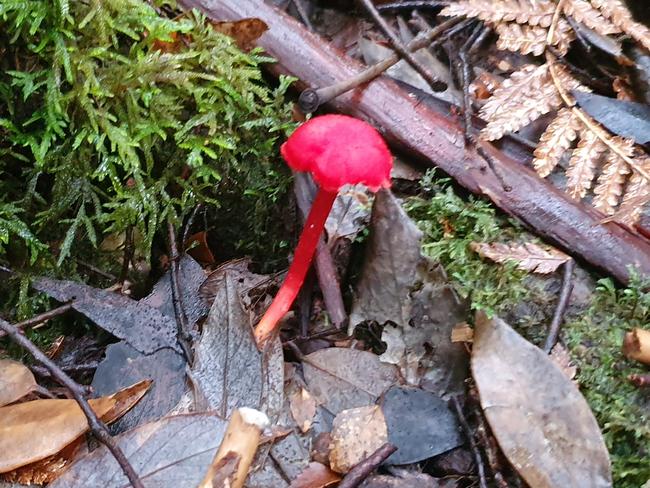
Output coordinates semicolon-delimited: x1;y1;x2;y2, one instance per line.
472;397;509;488
297;267;316;338
118;225;135;288
543;258;575;353
182;203;204;246
358;0;446;92
0;318;144;488
31;361;100;377
167;220;194;364
476;144;512;192
290;0;314;31
299;17;462;112
378;1;449;12
451;396;488;488
458;24;490;144
76;260;117;281
338;442;397;488
0;302;74;339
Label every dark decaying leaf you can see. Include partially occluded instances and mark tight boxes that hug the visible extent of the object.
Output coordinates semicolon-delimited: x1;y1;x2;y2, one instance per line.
573;90;650;144
50;413;227;488
199;258;269;308
380;386;462;465
472;312;612;488
350;189;468;395
91;256;208;433
360;468;453;488
288;462;341;488
302;347;399;416
191;270;284;419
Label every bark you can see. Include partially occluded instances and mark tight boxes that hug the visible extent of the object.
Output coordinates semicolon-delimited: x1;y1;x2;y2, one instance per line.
180;0;650;283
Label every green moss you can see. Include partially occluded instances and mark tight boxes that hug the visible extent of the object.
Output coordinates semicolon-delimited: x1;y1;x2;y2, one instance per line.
406;171;650;486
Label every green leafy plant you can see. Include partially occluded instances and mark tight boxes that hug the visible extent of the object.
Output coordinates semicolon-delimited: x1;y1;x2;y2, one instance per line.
0;0;294;272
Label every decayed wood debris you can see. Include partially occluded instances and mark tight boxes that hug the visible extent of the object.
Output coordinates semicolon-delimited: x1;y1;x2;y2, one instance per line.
180;0;650;284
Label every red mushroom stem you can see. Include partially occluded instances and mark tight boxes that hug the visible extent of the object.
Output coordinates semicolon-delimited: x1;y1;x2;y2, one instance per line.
254;189;337;346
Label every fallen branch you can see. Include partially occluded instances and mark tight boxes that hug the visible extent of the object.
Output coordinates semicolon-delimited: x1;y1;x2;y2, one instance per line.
179;0;650;284
543;258;575;353
337;442;397;488
0;319;144;488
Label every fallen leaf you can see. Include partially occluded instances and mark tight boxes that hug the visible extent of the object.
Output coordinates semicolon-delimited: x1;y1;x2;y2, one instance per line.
451;323;474;343
0;360;38;407
471;241;570;274
289;462;341;488
549;343;577;382
380;386;462;465
199;258;269;308
0;380;150;473
185;231;215;265
50;413;228;488
210;18;268;51
290;388;317;433
350;190;468;395
302;347;399;415
360;468;449;488
472;312;612;487
191;270;284;419
329;405;388;474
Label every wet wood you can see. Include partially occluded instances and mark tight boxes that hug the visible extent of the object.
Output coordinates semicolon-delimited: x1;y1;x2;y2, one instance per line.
180;0;650;283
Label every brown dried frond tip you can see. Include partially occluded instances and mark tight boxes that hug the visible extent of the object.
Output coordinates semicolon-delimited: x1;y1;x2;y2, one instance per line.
590;0;650;52
592;138;634;216
565;128;608;200
615;156;650;225
495;19;573;56
440;0;555;27
533;108;581;177
562;0;620;36
470;241;570;274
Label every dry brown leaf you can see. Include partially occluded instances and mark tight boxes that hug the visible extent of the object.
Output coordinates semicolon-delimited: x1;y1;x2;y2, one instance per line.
209;18;268;51
562;0;620;36
289;388;317;433
440;0;556;27
616;156;650;225
0;380;150;473
472;312;612;487
533;108;581;177
471;241;570;274
566;128;608;200
0;359;39;407
288;462;341;488
590;0;650;52
494;19;574;56
451;322;474;343
549;343;577;382
329;405;388;474
592;138;634;215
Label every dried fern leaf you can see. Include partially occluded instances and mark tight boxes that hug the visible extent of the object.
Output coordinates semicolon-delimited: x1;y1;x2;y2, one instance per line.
566;128;608;200
615;156;650;225
590;0;650;51
494;22;573;55
533;108;581;177
479;63;582;141
563;0;620;36
440;0;556;27
470;241;570;274
592;138;634;215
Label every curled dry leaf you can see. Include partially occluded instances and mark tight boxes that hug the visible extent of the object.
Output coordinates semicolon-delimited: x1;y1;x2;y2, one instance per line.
0;359;39;407
209;18;268;51
288;462;341;488
471;241;570;274
472;312;611;487
0;380;151;473
329;405;388;474
622;327;650;366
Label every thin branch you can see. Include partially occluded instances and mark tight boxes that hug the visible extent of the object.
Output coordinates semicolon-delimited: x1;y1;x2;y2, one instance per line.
451;396;488;488
167;220;194;364
378;1;450;12
0;302;74;338
31;361;100;377
543;258;575;353
290;0;314;31
338;443;397;488
0;319;144;488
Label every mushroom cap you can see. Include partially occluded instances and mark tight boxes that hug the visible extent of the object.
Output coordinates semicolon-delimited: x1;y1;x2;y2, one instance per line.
280;114;393;192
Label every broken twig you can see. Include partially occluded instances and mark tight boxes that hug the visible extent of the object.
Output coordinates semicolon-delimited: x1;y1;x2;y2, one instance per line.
0;318;144;488
544;258;575;353
0;302;74;338
167;220;194;364
338;442;397;488
452;396;488;488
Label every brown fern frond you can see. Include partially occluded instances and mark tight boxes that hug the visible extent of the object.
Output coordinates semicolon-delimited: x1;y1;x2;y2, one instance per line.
479;63;583;141
616;156;650;225
562;0;620;36
470;241;570;274
533;108;581;177
494;19;574;55
590;0;650;51
440;0;556;27
592;138;634;215
565;128;607;200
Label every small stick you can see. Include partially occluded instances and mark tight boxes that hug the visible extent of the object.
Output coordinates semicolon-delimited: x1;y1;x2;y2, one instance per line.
198;407;269;488
299;17;462;112
458;24;490;144
290;0;314;32
118;225;135;288
76;260;117;280
182;203;204;246
337;442;397;488
0;302;74;338
543;258;575;353
31;361;100;377
0;319;144;488
167;220;194;364
451;396;488;488
378;1;450;12
358;0;444;94
474;403;509;488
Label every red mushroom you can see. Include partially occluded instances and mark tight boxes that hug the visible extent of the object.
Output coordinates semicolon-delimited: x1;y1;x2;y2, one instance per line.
254;114;393;346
